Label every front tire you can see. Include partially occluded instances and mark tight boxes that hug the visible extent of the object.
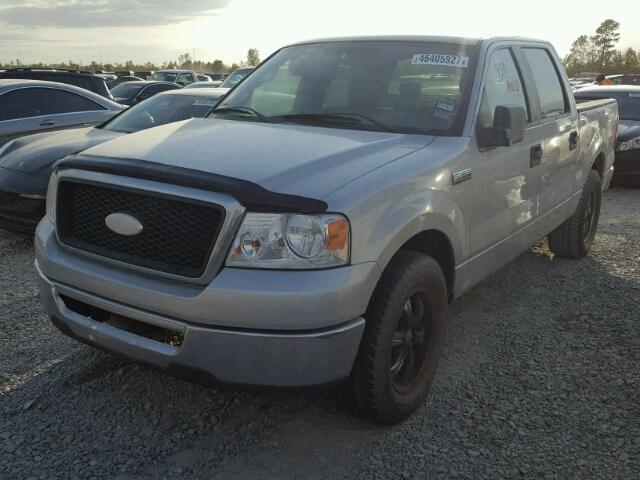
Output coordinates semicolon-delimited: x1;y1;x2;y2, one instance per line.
350;250;448;424
548;169;602;258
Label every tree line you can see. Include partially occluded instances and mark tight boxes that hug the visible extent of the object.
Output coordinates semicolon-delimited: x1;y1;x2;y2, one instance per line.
563;19;640;76
0;48;261;74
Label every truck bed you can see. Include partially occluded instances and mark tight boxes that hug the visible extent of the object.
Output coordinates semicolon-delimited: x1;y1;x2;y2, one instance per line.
575;97;617;112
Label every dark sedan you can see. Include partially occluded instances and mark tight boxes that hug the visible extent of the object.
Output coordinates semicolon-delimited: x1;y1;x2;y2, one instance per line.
110;81;181;106
575;86;640;185
0;88;226;233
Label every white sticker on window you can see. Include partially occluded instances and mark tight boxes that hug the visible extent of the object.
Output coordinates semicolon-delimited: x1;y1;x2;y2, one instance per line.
435;102;456;113
629;93;640;98
192;99;217;106
412;54;469;68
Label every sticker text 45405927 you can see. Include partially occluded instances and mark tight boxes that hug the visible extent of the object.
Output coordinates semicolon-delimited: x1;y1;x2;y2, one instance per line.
411;54;469;68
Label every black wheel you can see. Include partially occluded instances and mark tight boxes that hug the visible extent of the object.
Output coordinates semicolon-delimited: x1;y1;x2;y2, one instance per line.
350;250;447;424
548;169;602;259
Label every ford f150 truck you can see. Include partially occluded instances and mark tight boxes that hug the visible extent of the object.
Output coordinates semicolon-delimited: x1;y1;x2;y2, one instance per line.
35;36;617;424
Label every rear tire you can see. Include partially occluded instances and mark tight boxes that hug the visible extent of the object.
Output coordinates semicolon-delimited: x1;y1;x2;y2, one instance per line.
548;169;602;259
350;250;448;424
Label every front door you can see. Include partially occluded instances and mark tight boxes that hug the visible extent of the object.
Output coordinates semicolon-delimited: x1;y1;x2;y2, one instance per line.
469;46;543;263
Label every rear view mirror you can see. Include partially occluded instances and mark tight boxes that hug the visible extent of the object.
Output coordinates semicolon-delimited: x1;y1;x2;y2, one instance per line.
477;105;526;148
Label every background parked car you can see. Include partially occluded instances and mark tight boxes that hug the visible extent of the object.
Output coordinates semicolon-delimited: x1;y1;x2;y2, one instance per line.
206;73;225;81
606;74;640;86
134;71;154;80
575;85;640;185
219;67;253;89
0;87;225;233
0;79;123;147
110;80;182;106
197;74;213;82
0;68;113;99
150;70;198;86
107;75;144;88
184;81;225;89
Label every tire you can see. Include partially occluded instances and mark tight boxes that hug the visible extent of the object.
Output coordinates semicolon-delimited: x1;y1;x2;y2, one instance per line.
548;169;602;259
350;250;448;424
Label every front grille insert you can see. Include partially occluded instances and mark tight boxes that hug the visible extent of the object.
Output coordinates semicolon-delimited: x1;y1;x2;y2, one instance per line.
56;180;225;278
60;295;184;347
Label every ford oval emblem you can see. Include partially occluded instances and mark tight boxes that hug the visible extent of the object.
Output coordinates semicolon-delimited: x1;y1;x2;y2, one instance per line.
105;212;143;236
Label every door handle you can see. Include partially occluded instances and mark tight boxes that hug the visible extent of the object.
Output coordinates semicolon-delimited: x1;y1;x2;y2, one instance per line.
569;131;579;150
530;144;543;168
39;120;56;126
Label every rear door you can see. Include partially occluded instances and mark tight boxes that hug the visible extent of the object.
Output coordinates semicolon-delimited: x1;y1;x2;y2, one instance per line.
48;88;112;128
519;47;576;218
469;45;543;259
0;87;53;146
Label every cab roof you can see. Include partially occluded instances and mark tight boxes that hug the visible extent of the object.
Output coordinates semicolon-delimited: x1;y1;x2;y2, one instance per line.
286;35;550;48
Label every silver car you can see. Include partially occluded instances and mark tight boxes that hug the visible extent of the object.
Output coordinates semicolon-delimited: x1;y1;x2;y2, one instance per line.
0;79;123;147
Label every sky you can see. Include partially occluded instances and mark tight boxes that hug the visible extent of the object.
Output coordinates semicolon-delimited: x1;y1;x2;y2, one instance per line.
0;0;639;66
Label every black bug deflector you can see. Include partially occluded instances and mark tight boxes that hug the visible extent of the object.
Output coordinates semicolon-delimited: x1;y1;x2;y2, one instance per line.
55;155;329;213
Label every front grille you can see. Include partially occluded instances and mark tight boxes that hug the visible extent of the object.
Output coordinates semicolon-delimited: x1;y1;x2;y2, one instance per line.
56;180;225;277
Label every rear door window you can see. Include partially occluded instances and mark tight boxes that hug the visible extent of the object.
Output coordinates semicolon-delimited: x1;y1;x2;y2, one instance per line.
49;89;105;113
522;48;568;119
0;88;52;120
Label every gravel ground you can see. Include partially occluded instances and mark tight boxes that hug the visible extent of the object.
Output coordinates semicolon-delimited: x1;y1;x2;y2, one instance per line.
1;187;638;480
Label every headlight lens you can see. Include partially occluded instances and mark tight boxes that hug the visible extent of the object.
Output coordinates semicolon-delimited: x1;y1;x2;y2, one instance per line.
226;213;350;269
617;138;640;151
46;170;58;225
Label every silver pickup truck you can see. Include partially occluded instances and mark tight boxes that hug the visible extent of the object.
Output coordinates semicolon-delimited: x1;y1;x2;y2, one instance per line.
35;36;617;424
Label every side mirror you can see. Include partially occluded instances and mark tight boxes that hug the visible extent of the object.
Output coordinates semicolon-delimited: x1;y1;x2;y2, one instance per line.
477;105;526;148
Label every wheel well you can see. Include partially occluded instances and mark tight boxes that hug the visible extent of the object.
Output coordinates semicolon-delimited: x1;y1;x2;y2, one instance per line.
591;153;604;179
400;230;455;300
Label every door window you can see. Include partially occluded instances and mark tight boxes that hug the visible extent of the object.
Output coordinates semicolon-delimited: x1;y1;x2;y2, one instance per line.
0;88;51;121
49;89;105;113
522;48;567;119
175;73;194;86
478;48;528;128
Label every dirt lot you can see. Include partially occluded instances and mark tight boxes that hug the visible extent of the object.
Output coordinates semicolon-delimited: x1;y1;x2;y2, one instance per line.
1;188;638;480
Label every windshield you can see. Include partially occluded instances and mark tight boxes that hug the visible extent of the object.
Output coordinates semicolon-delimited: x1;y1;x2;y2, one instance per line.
102;94;219;133
216;41;477;135
150;71;179;82
219;69;252;88
110;83;144;99
615;93;640;121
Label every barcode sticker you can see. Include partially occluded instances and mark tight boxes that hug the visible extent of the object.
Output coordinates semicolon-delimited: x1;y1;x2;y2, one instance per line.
412;54;469;68
192;99;217;106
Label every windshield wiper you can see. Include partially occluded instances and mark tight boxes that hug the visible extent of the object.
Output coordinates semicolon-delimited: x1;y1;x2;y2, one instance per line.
271;113;398;133
210;106;271;122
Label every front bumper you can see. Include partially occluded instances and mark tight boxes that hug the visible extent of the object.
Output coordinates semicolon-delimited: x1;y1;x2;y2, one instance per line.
37;261;366;387
0;191;45;234
612;151;640;184
35;220;380;387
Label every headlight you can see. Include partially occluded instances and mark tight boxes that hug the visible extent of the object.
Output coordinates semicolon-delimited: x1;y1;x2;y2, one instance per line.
617;138;640;151
226;213;350;269
46;170;58;225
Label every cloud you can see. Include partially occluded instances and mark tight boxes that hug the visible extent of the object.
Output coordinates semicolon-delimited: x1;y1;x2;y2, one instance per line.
0;0;232;28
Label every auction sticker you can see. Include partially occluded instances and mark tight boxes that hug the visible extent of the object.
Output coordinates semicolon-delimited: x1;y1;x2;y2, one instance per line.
412;54;469;68
435;102;456;113
192;99;218;106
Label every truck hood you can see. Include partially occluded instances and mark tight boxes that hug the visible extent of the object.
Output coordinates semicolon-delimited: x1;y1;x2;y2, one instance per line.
81;118;434;199
0;127;124;173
